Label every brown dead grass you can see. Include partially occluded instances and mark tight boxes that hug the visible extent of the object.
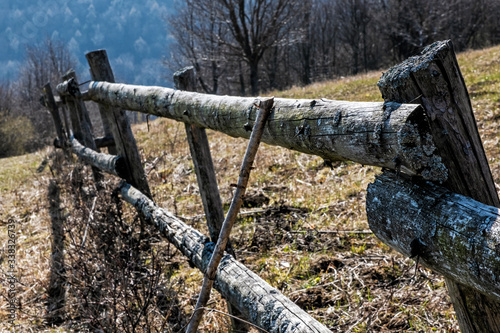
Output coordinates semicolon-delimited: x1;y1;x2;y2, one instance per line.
2;44;500;332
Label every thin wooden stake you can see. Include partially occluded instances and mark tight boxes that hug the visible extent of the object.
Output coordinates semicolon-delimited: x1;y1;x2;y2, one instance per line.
174;67;249;332
185;97;274;333
42;83;67;146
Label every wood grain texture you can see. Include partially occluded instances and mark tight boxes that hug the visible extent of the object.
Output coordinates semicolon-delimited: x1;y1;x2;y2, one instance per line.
87;81;447;182
85;50;151;197
378;40;499;207
367;171;500;302
120;182;331;333
377;40;500;333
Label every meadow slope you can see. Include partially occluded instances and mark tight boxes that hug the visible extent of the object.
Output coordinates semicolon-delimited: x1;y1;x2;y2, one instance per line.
1;44;499;332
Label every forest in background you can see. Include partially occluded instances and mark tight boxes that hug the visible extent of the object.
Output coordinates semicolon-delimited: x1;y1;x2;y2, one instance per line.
1;0;500;158
166;0;500;95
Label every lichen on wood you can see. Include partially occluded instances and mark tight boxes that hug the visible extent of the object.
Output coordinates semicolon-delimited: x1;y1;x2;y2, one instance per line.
367;171;500;301
88;81;447;182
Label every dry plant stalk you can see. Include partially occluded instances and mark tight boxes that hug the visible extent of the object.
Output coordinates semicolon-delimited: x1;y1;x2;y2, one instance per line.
185;97;274;333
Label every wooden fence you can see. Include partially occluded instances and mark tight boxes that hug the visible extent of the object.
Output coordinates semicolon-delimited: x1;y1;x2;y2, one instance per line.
41;41;500;332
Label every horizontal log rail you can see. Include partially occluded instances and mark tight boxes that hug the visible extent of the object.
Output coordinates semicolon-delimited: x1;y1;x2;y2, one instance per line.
70;136;126;178
64;136;331;332
367;171;500;301
40;40;500;331
87;81;448;182
120;182;331;333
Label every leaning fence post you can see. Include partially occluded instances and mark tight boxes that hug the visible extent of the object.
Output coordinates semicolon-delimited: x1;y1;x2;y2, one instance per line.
85;50;151;199
186;97;274;333
59;70;96;148
378;40;500;332
84;50;117;155
57;71;103;185
41;83;67;146
174;67;249;332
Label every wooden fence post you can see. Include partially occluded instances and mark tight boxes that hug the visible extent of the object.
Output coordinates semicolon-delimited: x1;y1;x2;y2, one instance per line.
59;71;95;148
378;40;500;332
85;50;151;199
42;83;67;146
174;67;249;332
84;50;117;155
57;71;103;185
173;67;227;244
60;72;81;141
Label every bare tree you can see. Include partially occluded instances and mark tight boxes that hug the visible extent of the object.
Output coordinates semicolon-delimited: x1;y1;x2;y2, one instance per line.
16;37;77;148
166;0;229;94
166;0;500;94
167;0;306;95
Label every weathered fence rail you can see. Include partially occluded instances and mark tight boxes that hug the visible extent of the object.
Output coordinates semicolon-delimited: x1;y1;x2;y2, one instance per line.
121;181;331;332
42;40;500;332
368;171;500;301
85;81;447;182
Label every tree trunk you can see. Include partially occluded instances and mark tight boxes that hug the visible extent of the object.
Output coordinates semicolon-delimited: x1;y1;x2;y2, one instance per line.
249;61;259;96
377;40;500;333
88;81;447;182
239;61;246;96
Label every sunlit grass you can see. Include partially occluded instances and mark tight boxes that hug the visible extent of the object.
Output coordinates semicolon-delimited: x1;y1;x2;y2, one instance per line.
269;71;382;102
4;43;500;332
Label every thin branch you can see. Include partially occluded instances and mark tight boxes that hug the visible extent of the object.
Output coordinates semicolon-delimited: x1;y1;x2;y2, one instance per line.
185;97;274;333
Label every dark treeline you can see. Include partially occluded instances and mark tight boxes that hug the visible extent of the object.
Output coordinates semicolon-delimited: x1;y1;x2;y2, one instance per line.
165;0;500;96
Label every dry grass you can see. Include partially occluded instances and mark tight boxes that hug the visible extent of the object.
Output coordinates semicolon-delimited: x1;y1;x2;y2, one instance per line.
2;43;500;332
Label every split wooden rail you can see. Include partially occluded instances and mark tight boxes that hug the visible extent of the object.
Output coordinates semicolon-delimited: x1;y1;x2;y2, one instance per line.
41;41;500;332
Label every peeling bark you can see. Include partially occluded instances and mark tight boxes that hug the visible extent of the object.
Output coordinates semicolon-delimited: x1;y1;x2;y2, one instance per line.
88;81;447;182
120;183;331;333
367;171;500;303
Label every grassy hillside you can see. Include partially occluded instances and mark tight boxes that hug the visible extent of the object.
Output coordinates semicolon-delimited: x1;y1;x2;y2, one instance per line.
1;44;499;332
